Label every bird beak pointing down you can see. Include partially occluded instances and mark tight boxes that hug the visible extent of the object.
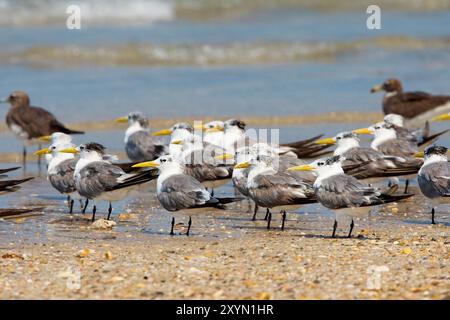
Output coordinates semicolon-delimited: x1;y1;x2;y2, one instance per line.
234;161;250;169
370;84;383;93
59;147;79;154
115;116;128;123
353;127;374;135
34;148;51;155
432;113;450;122
152;129;172;136
132;161;159;168
287;164;315;171
315;137;336;145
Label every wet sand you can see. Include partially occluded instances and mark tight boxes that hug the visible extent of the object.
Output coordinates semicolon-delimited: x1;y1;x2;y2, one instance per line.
0;180;448;300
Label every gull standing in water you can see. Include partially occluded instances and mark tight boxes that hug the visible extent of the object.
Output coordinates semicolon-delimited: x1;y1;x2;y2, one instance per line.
35;142;79;214
234;154;316;229
115;111;167;162
288;156;414;238
132;155;242;235
0;91;84;165
152;122;194;158
417;145;450;224
60;142;158;221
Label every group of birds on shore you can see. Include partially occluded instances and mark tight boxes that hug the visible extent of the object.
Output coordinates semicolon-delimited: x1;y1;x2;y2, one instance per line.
0;78;449;237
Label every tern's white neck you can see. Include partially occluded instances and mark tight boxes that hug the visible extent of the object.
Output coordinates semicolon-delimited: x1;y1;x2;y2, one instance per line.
204;131;224;147
225;127;245;148
423;155;448;167
371;129;396;150
247;164;275;189
74;151;105;177
157;162;185;192
314;164;344;188
334;138;360;156
48;152;74;175
125;122;145;143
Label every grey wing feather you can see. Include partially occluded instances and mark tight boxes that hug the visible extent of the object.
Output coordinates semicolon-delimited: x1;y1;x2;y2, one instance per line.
126;131;168;161
157;174;214;211
419;162;450;197
317;174;381;209
48;159;76;194
249;173;315;208
377;139;418;158
76;162;125;198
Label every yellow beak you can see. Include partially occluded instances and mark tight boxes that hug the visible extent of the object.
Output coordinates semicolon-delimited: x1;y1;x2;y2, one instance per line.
432;113;450;122
170;139;183;145
115;116;128;123
59;147;79;154
38;135;52;143
206;126;224;133
234;161;250;169
414;151;424;158
34;147;51;155
287;164;315;171
315;137;336;145
132;161;159;168
370;84;383;93
152;128;172;136
353;127;374;135
215;153;234;160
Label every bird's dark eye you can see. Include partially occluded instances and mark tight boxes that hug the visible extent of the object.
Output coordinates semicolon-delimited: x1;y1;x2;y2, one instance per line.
161;159;166;163
318;162;323;166
336;137;341;140
80;146;84;150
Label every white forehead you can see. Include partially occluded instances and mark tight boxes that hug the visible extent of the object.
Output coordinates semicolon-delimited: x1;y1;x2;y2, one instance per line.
384;114;404;127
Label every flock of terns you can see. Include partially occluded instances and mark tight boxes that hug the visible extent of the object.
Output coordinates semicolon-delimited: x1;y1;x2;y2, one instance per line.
1;78;450;237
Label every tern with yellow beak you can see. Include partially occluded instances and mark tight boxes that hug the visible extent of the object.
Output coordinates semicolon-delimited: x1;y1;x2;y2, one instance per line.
417;145;450;224
153;122;194;158
115;111;168;162
315;131;422;180
132;155;242;235
234;154;316;230
35;142;79;214
288;155;414;238
60;142;158;221
203;120;225;147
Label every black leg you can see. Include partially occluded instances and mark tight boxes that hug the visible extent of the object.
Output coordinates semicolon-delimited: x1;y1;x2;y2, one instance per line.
22;146;27;167
332;220;337;238
186;216;192;236
211;188;214;197
266;210;272;230
69;199;74;214
91;205;96;222
37;144;42;167
264;208;269;221
431;207;436;225
347;219;354;238
82;199;89;214
252;204;259;221
404;179;409;194
281;210;286;231
170;217;175;236
107;202;112;220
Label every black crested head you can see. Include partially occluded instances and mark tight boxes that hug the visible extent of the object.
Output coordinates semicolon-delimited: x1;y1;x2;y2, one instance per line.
337;131;357;140
172;122;193;132
225;119;246;130
83;142;106;154
325;155;341;165
425;145;448;157
129;111;148;128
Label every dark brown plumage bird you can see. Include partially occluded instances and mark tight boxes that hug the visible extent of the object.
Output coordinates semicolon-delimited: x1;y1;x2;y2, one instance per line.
0;91;84;164
371;78;450;127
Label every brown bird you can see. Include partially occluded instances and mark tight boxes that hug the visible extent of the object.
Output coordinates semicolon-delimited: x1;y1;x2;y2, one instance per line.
371;78;450;127
0;91;84;165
